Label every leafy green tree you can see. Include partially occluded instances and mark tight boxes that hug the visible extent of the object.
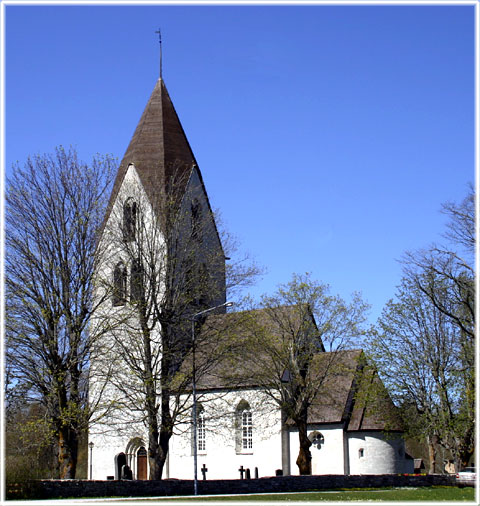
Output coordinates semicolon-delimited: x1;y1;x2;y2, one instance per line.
5;401;57;482
241;273;369;475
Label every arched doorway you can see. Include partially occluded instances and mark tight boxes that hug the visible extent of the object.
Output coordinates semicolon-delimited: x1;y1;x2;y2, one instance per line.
124;437;148;479
137;446;148;480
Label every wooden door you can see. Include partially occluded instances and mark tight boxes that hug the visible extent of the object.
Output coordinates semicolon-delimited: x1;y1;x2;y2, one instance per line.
137;447;147;480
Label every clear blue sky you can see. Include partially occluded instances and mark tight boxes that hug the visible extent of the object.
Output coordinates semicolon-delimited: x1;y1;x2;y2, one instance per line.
4;3;476;324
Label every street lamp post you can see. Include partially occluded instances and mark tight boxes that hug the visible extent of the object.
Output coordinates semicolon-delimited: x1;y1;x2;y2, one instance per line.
88;442;94;480
191;301;233;496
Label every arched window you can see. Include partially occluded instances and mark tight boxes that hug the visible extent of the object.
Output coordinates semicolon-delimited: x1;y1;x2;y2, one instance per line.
112;262;127;306
123;198;137;241
130;259;143;302
235;400;253;453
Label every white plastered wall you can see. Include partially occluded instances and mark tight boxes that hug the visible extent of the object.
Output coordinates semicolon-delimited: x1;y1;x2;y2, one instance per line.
347;431;407;474
88;164;165;480
167;388;282;480
289;424;346;475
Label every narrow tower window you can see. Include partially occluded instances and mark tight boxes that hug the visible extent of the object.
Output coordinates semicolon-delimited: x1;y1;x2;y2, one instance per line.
112;262;127;306
130;259;143;302
123;199;137;241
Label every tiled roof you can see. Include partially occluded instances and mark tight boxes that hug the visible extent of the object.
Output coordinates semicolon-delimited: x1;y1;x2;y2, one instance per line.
305;350;363;425
346;363;404;432
190;307;403;431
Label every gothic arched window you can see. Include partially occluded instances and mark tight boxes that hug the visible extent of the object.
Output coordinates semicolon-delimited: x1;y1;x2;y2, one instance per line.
112;262;127;306
235;400;253;453
130;259;143;303
123;198;137;242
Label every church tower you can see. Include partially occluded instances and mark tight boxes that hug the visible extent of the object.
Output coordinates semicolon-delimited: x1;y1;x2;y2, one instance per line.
89;77;226;480
100;75;227;315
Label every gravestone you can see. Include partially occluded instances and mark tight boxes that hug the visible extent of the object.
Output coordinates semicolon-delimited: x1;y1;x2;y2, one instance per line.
121;465;132;480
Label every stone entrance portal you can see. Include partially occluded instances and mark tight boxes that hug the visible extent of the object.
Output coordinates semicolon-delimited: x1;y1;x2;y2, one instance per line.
124;437;148;480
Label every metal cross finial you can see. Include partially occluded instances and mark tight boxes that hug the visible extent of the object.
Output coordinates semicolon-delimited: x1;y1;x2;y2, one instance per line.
155;28;162;79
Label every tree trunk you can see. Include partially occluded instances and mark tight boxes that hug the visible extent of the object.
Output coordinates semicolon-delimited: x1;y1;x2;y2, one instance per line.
427;435;436;474
147;418;161;480
156;373;174;479
158;422;172;480
295;417;312;475
145;381;162;480
58;426;78;479
458;424;475;470
137;304;163;480
55;375;80;479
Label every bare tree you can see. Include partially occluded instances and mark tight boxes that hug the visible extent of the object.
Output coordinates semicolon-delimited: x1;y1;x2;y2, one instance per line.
93;165;261;479
404;185;474;342
366;186;475;472
441;183;474;253
369;275;469;472
238;273;369;475
5;147;117;478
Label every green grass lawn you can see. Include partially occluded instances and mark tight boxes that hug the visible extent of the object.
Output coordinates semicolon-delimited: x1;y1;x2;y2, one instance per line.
113;486;475;502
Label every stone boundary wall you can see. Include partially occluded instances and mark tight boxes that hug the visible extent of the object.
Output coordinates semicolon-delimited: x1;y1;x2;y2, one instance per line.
7;474;456;500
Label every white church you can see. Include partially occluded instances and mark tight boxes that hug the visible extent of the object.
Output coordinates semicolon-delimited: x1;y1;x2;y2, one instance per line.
88;76;414;481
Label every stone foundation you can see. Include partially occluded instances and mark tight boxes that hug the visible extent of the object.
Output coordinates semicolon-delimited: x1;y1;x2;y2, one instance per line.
7;474;456;500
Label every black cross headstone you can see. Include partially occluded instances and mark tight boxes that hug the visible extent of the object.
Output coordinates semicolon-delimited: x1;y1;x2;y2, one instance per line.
238;465;245;479
201;463;208;480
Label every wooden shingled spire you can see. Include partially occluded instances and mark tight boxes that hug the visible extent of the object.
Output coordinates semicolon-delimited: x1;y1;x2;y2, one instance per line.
104;78;198;226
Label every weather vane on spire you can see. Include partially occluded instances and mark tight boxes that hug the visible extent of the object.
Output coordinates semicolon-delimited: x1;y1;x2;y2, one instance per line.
155;28;162;79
